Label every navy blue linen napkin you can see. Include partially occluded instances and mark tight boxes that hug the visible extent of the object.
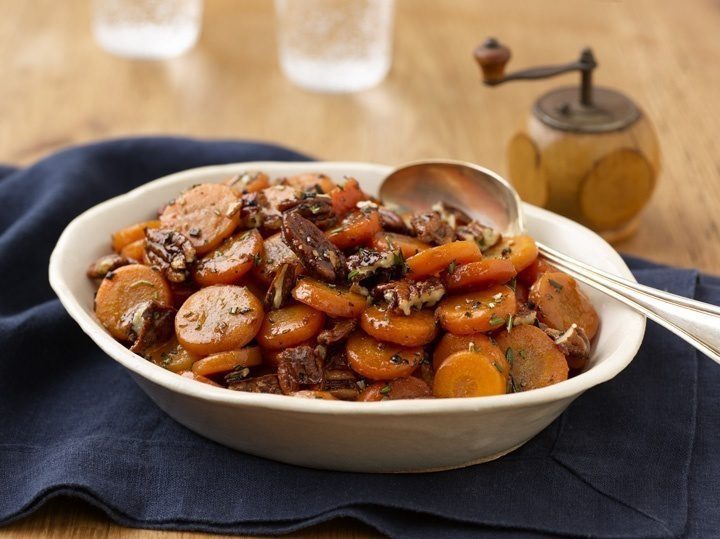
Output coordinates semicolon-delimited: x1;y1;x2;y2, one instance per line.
0;137;717;538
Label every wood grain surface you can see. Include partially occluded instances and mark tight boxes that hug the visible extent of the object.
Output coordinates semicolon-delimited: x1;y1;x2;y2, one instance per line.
1;0;719;537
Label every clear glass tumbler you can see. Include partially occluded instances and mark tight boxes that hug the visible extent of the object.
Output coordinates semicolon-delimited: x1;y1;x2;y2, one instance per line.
92;0;203;60
274;0;395;93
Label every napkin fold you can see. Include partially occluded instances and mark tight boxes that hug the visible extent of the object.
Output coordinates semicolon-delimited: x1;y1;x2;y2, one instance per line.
0;138;717;538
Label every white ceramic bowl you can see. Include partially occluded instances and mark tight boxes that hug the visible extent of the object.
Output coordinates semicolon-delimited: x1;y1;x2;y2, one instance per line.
49;162;645;473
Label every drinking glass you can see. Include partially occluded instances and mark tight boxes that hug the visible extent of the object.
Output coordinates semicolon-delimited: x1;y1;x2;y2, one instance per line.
92;0;203;60
274;0;395;93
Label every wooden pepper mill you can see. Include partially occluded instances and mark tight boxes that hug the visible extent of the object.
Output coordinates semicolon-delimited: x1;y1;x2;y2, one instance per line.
474;38;660;242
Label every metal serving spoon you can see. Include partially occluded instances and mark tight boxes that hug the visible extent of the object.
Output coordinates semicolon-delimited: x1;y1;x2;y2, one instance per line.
379;159;720;366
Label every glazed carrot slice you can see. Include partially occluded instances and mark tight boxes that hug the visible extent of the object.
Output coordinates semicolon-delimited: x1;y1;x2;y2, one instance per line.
529;272;599;339
495;324;569;391
517;257;557;287
94;264;172;341
283;173;336;194
484;235;539;273
111;220;160;253
346;331;425;381
194;229;264;286
144;337;198;373
358;377;432;401
406;240;483;279
223;171;270;195
252;232;300;284
436;284;516;335
255;303;325;350
292;278;366;318
175;285;264;355
119;238;146;261
191;346;263;376
159;183;240;255
443;259;517;292
329;177;367;217
326;210;382;250
372;231;430;258
360;306;437;346
433;350;507;398
432;333;508;373
179;371;221;387
292;390;338;400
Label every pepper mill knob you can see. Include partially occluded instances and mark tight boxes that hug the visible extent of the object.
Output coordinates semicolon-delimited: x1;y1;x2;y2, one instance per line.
474;38;511;82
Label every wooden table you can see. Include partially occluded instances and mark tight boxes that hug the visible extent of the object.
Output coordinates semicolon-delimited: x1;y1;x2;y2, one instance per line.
1;0;718;537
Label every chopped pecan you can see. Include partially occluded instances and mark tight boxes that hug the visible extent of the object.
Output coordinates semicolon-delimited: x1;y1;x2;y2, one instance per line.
287;195;338;230
321;365;361;400
264;263;296;310
317;318;358;346
456;221;502;252
145;228;196;283
346;248;396;281
512;305;537;327
86;254;132;279
410;211;456;245
281;212;347;282
378;207;410;234
121;300;176;354
276;345;324;394
432;201;473;227
238;192;265;229
545;323;591;367
374;277;446;315
229;374;283;394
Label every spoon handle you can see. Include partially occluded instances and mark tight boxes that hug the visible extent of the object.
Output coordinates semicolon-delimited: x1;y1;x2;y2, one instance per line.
537;242;720;365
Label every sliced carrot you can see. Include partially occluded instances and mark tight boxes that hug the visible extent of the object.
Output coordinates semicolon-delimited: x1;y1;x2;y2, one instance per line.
517;257;557;286
329;177;367;217
436;284;517;335
179;371;221;387
443;259;517;292
283;173;336;194
94;264;172;341
292;278;366;318
191;346;263;377
360;306;437;346
111;220;160;253
358;377;432;401
529;272;599;339
484;235;539;273
223;171;270;195
346;331;425;381
406;240;483;279
292;390;338;400
326;210;382;250
372;231;430;258
432;333;508;373
255;303;325;350
495;324;569;391
252;232;300;284
175;285;264;355
144;337;198;373
119;238;146;261
194;229;263;286
433;350;507;398
159;183;240;255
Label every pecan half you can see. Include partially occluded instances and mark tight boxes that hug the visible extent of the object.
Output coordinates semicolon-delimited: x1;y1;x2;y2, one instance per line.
276;345;324;394
264;263;296;310
287;195;338;230
378;207;410;234
456;221;502;252
229;374;283;394
122;300;176;354
374;277;446;315
317;318;358;346
86;254;132;279
410;211;456;245
281;212;346;282
432;201;473;227
145;228;196;283
544;323;591;368
346;248;396;282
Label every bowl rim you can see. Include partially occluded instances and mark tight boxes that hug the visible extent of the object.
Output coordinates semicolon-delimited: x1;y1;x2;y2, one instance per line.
49;161;646;415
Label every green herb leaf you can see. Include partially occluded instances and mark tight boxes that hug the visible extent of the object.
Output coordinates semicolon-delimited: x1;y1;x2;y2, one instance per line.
380;384;392;395
489;314;505;326
549;278;564;291
348;269;360;280
492;361;504;373
505;348;514;365
447;260;457;275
